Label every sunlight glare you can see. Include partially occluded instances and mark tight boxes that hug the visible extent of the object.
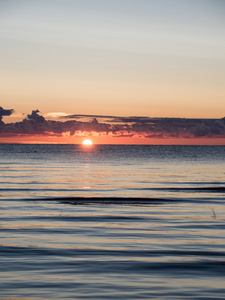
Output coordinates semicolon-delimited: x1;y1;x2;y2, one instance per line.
82;139;93;146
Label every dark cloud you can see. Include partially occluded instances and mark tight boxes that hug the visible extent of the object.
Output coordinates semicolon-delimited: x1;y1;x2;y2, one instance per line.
110;117;153;123
27;109;45;123
0;107;225;139
63;114;155;124
114;134;134;138
0;106;14;124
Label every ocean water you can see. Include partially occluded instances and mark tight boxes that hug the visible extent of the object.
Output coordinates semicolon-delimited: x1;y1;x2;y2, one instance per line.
0;144;225;299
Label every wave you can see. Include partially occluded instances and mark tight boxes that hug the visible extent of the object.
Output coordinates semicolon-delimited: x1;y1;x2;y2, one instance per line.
1;245;225;277
3;195;220;206
1;245;225;258
1;186;225;192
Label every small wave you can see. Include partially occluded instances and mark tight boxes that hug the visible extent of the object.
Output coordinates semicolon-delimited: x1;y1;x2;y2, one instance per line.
128;187;225;193
1;245;225;258
2;195;223;205
1;245;225;277
45;196;180;206
0;188;116;192
1;186;224;193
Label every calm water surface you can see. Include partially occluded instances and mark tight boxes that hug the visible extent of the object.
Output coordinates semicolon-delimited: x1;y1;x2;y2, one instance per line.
0;144;225;299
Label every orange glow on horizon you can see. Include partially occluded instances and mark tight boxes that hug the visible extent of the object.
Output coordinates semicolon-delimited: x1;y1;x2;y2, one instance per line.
0;133;225;145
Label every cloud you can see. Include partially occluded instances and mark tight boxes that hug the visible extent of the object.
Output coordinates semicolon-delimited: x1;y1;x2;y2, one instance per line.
64;114;153;124
27;109;45;123
0;106;14;124
0;107;225;140
64;114;119;120
44;112;70;119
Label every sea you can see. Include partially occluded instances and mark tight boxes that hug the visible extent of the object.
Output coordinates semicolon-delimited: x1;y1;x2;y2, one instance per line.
0;144;225;300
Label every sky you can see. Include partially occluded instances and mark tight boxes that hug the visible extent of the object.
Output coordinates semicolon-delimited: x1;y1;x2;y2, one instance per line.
0;0;225;144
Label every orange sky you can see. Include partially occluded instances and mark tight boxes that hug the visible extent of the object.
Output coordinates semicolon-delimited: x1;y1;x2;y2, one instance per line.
1;133;225;145
1;1;225;145
1;1;225;124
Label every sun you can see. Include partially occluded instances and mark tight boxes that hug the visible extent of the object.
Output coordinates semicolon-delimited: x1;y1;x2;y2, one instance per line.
82;139;93;146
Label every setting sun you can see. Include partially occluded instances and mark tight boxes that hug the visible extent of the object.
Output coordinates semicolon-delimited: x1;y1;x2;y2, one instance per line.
82;139;93;146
